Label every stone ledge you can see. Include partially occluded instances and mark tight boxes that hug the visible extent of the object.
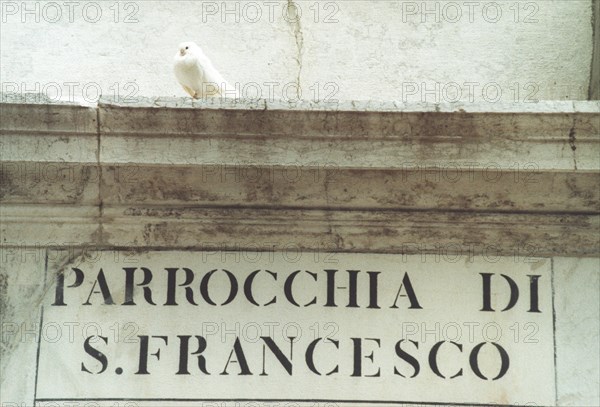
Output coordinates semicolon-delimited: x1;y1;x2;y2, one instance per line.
1;96;599;256
4;162;596;213
1;205;598;257
98;97;599;143
2;96;598;170
103;207;599;257
99;96;600;113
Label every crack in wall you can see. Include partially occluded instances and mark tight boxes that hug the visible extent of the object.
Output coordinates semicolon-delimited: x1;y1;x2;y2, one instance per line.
589;0;599;99
94;106;107;245
568;119;578;170
286;0;304;100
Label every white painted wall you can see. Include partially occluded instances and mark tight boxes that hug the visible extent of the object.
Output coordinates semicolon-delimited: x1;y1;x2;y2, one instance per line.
0;0;594;103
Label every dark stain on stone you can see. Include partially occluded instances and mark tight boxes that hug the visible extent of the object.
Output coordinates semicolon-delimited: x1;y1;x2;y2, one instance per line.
0;271;19;362
381;228;399;237
569;127;577;151
0;272;8;320
0;168;17;200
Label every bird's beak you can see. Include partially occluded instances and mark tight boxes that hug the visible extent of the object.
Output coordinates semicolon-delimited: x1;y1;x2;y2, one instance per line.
180;49;185;56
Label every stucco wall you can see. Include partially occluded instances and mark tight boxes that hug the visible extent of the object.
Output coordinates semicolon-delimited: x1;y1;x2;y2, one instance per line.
0;0;595;103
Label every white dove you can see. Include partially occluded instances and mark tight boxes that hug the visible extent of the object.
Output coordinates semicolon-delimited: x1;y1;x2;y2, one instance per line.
173;41;238;99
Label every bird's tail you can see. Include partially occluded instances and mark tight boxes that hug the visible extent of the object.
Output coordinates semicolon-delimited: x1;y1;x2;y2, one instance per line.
219;81;240;99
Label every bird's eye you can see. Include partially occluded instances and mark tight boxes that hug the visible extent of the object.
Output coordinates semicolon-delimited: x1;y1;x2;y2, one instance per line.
185;46;189;50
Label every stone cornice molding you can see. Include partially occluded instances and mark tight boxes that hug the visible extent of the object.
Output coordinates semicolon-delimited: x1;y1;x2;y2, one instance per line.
1;96;598;257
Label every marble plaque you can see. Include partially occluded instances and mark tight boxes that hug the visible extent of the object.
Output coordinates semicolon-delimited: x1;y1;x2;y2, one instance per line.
34;250;555;406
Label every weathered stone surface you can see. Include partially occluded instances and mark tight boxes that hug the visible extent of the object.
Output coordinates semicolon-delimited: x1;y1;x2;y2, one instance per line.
0;162;99;205
0;251;46;406
98;98;598;172
100;164;600;213
0;205;99;247
554;258;600;406
101;207;599;257
1;98;599;256
0;102;98;163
